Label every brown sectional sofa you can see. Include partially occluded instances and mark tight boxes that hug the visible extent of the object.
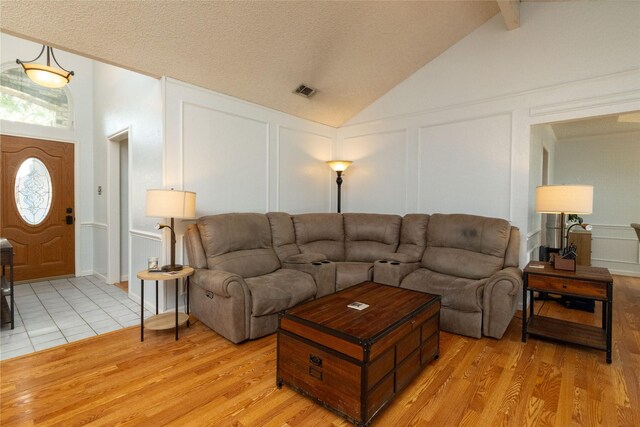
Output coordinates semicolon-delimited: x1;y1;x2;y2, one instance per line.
184;211;521;344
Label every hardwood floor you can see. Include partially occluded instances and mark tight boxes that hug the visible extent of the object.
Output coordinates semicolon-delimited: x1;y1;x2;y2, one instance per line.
1;275;638;426
115;281;128;292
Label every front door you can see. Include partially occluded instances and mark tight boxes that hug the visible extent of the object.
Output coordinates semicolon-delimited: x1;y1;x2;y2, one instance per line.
1;135;75;281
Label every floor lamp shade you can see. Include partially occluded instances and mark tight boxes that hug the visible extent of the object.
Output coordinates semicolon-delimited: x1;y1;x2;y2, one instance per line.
146;189;196;219
535;185;593;214
326;160;352;172
326;160;352;214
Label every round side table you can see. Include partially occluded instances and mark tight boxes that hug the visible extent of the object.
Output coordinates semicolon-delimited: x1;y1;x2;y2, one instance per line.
137;266;194;341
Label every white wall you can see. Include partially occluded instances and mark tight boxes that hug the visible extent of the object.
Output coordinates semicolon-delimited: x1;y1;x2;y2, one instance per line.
554;131;640;276
528;124;556;259
348;2;640;126
92;62;163;308
163;78;336;309
338;2;640;273
0;33;95;276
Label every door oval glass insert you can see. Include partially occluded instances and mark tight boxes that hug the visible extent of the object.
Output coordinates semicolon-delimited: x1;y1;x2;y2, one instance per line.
15;157;53;225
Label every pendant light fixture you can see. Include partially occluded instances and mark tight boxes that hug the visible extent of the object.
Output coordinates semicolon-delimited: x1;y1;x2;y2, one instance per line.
16;45;74;89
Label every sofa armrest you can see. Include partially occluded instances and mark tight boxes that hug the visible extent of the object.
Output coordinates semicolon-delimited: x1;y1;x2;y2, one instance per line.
192;268;248;298
373;260;421;287
482;266;523;339
283;260;336;298
283;252;326;264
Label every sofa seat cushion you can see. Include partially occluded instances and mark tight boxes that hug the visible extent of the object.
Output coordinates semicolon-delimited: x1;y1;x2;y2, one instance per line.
401;268;485;313
336;262;373;291
245;269;316;316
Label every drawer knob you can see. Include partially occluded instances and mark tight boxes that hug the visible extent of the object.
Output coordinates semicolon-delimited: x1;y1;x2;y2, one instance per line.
562;284;567;289
309;354;322;367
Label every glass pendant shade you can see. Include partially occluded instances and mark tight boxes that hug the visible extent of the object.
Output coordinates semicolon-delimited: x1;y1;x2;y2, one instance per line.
22;63;73;88
17;45;74;89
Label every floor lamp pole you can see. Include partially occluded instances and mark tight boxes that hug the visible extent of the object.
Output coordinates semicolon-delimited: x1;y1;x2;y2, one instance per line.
336;171;343;213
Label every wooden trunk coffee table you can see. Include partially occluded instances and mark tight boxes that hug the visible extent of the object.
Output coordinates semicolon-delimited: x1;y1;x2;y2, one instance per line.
277;281;441;426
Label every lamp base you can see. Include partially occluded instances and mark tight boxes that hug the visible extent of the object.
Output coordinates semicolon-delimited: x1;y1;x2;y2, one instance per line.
161;264;183;272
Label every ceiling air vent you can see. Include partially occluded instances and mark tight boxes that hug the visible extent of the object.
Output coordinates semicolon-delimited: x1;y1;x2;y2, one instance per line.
294;84;317;98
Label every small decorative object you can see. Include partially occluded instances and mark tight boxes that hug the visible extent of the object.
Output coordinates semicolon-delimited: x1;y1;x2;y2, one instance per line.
347;301;369;310
553;243;577;271
147;257;160;272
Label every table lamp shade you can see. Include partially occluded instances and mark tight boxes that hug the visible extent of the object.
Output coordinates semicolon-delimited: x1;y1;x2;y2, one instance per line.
146;189;196;219
535;185;593;214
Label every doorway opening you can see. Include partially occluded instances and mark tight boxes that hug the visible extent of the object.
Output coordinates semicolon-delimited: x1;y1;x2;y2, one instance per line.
107;129;130;288
529;111;640;276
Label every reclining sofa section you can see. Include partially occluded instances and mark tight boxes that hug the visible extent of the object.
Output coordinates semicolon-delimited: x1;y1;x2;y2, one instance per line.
185;212;521;344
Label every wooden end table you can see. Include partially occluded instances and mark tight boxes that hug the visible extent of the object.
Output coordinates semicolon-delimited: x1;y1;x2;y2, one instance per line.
137;267;194;341
522;261;613;363
1;238;15;330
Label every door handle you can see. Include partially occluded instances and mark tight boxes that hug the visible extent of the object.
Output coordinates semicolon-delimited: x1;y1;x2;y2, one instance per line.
66;215;74;225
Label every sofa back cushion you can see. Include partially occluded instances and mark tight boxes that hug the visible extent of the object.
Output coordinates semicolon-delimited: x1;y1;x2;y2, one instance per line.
293;213;345;261
397;214;430;261
421;213;511;280
266;212;300;262
343;213;401;262
197;213;280;278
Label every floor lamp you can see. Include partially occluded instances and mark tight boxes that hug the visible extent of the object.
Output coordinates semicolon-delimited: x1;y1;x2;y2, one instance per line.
146;189;196;271
535;184;593;252
326;160;352;213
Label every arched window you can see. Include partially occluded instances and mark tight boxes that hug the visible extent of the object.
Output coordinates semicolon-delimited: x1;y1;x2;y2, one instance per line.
0;65;72;128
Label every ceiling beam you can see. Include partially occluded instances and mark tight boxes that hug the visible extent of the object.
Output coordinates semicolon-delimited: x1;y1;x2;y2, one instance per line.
497;0;520;30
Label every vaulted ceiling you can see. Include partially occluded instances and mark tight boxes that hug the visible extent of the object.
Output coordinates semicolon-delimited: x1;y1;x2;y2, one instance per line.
0;1;520;127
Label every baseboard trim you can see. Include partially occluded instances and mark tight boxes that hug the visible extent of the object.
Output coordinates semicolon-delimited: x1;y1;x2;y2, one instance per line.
94;271;108;283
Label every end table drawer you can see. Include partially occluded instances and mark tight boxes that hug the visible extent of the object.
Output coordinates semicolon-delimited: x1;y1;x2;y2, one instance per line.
528;275;606;299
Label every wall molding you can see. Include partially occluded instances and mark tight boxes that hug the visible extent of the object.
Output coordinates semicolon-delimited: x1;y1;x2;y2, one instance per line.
593;257;639;266
345;68;640;127
341;128;409;214
342;127;411;141
591;224;637;231
592;236;637;242
80;222;108;229
529;89;640;118
527;228;542;239
557;130;640;145
276;125;333;213
181;100;271;212
416;111;513;218
130;229;161;242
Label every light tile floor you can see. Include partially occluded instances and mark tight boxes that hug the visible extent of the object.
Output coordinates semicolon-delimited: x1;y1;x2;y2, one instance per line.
1;275;153;360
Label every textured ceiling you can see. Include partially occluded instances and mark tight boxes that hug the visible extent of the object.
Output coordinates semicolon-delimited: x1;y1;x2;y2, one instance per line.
0;1;500;127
